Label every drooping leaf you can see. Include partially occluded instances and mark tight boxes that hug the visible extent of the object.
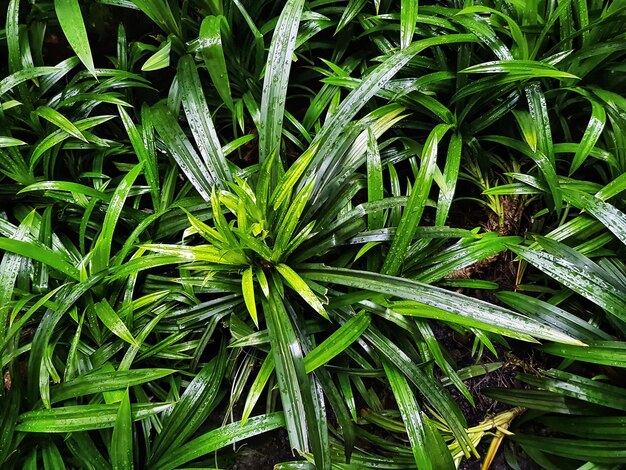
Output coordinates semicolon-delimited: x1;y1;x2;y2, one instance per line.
16;402;173;432
54;0;96;76
307;266;582;344
93;299;139;347
199;16;234;111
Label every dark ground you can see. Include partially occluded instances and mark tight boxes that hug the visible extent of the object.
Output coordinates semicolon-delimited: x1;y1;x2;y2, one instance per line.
230;429;295;470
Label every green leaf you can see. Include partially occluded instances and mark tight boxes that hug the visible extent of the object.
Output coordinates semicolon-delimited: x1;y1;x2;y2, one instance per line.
508;240;626;324
27;277;103;404
383;360;454;470
0;137;26;148
572;0;590;44
65;433;110;470
400;0;418;50
262;276;330;468
497;291;610;341
562;189;626;247
307;34;476;191
540;341;626;368
16;402;173;432
0;213;34;342
0;387;20;464
199;16;234;111
519;369;626;412
461;60;577;78
111;390;133;470
570;99;606;174
141;40;171;71
525;83;559;209
366;129;384;230
33;106;87;142
456;6;528;58
271;142;319;210
304;312;370;373
19;181;108;201
332;307;474;457
512;435;626;464
149;413;285;470
54;0;96;76
91;163;144;272
336;0;367;33
150;104;218;200
6;0;21;74
130;0;180;35
383;124;451;275
597;171;626;202
276;264;328;319
0;67;61;96
149;345;227;464
483;387;605;415
178;54;232;185
30;115;115;169
273;180;315;259
0;238;79;280
262;287;309;453
42;442;65;470
118;105;160;211
50;369;175;404
94;299;139;347
305;266;583;344
142;243;247;265
436;133;462;226
539;416;626;440
240;354;274;425
453;11;512;60
258;0;306;163
242;267;258;327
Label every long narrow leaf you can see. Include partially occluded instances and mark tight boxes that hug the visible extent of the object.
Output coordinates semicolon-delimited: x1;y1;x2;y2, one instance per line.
149;345;227;464
16;402;173;432
54;0;96;76
304;312;370;373
383;124;451;275
258;0;306;163
111;391;133;470
307;266;583;344
91;163;144;272
178;55;232;184
150;413;285;470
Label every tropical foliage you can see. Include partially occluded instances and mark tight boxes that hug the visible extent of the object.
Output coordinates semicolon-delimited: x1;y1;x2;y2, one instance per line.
1;0;625;468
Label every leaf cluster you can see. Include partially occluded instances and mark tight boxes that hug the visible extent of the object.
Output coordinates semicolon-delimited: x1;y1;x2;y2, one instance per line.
1;0;625;468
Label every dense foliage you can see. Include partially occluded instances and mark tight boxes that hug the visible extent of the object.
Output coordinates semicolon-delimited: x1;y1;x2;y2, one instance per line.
1;0;625;468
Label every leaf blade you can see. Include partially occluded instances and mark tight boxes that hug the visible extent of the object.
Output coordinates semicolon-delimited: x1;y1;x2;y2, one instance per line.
111;390;133;470
54;0;96;76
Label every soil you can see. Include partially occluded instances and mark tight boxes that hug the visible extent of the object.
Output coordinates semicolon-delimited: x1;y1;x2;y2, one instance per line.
229;428;295;470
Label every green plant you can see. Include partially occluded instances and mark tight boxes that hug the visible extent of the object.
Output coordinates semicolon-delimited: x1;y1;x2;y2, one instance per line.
1;0;625;469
